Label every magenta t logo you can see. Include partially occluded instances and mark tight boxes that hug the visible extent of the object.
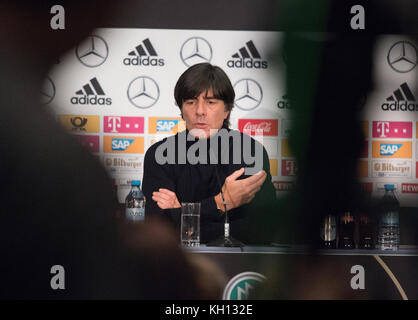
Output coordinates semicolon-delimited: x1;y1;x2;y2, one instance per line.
104;116;144;134
373;121;412;138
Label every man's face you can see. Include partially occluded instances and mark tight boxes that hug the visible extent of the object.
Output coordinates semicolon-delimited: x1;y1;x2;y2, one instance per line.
181;89;230;138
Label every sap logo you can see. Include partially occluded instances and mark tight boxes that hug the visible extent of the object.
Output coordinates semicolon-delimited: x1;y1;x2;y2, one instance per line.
157;120;178;132
112;138;134;151
380;143;402;156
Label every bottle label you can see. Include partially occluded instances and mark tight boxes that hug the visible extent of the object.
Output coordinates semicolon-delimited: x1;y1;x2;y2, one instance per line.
125;207;145;221
320;215;336;241
382;211;399;225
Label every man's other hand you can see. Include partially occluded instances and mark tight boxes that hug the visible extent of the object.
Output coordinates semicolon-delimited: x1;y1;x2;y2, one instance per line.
215;168;267;211
152;188;181;209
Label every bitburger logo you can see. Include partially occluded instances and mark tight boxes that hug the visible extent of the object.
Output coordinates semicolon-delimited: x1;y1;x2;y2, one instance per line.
227;40;268;69
123;38;165;67
382;82;418;111
70;77;112;106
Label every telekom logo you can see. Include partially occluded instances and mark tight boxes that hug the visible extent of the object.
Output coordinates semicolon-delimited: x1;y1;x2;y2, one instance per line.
104;116;144;134
373;121;412;138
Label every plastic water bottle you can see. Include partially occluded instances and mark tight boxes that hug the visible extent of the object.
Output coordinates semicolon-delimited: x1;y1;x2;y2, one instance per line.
377;184;400;250
125;180;145;222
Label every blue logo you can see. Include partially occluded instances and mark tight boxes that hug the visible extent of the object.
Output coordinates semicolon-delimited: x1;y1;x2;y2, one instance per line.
112;138;134;151
157;120;179;132
380;143;402;156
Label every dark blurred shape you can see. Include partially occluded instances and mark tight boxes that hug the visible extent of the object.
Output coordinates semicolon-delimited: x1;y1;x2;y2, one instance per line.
0;0;204;299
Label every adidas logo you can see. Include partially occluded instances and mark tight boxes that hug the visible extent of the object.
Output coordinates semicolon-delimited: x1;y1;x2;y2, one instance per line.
123;38;165;66
70;77;112;105
227;40;268;69
277;93;291;109
382;82;418;111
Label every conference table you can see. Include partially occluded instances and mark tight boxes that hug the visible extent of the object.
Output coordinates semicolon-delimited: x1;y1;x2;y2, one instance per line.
187;245;418;300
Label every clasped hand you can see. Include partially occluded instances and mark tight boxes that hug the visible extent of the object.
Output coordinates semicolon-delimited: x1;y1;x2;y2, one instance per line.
152;168;266;212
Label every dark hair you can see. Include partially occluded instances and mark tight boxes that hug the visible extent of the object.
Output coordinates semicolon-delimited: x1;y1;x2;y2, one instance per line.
174;63;235;128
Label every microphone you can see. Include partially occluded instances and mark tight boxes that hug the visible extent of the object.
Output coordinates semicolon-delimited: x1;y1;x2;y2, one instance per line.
207;144;244;248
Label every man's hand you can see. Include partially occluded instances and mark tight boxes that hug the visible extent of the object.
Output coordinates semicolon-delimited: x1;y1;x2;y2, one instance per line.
215;168;267;212
152;188;181;209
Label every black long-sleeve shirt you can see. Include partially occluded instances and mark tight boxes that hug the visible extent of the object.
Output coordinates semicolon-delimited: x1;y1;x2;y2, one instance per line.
142;128;276;245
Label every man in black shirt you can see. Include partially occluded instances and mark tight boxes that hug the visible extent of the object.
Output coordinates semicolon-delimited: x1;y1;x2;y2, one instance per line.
142;63;276;245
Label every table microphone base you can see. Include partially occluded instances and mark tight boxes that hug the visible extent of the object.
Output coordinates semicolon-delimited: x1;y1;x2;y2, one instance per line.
207;236;245;247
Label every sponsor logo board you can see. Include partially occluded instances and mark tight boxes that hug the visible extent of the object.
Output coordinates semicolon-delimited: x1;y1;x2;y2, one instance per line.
238;119;278;136
277;93;291;110
372;141;412;158
76;35;108;67
233;79;263;111
401;183;418;194
123;38;165;66
149;117;186;134
387;41;418;73
127;76;160;109
269;159;278;176
281;159;297;176
104;136;144;154
359;182;373;193
71;77;112;105
372;160;411;178
381;82;418;111
104;156;143;173
73;135;100;153
361;141;369;158
227;40;268;69
273;181;295;192
260;139;279;156
361;121;369;138
282;119;292;137
281;139;293;157
59;115;99;132
357;160;368;178
180;37;212;67
372;121;412;138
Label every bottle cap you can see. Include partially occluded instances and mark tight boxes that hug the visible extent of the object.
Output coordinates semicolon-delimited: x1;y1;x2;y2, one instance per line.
384;184;394;190
131;180;141;186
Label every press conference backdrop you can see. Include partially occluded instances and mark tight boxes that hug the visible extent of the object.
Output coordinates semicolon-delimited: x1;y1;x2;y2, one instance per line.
44;29;418;206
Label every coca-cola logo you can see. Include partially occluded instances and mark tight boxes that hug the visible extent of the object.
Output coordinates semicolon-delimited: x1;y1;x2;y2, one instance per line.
238;119;278;136
243;122;272;133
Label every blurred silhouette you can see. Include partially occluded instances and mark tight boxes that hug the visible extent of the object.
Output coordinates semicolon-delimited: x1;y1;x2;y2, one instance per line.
255;0;411;299
0;0;206;299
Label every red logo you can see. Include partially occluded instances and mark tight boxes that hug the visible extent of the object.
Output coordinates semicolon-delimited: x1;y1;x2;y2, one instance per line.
402;183;418;194
361;141;368;158
359;182;373;193
372;121;412;138
238;119;278;136
73;135;99;153
281;159;298;176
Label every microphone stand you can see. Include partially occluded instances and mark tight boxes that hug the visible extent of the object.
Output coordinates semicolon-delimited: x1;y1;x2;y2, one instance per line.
207;161;245;248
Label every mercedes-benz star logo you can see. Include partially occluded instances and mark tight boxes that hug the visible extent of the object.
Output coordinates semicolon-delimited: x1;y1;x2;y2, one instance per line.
180;37;212;67
233;79;263;111
127;76;160;109
76;35;109;67
387;41;418;73
40;77;56;105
